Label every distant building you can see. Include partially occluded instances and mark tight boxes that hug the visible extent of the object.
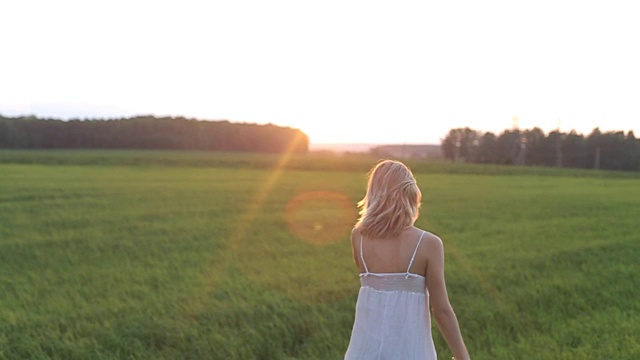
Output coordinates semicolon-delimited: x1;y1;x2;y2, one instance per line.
309;143;376;154
370;144;443;159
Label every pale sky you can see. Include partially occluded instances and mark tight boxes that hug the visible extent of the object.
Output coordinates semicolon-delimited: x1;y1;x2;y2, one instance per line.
1;0;639;145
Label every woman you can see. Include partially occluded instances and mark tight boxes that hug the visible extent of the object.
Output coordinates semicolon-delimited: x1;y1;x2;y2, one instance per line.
345;160;470;360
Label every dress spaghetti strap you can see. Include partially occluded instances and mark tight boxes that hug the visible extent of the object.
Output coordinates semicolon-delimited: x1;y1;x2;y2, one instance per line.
406;231;426;277
359;236;370;275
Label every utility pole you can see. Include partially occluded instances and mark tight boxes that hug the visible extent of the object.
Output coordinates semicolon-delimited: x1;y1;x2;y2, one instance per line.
516;136;527;166
555;118;563;168
454;132;461;163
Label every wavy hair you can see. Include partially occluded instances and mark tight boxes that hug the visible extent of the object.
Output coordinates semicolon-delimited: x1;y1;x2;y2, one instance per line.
355;160;421;238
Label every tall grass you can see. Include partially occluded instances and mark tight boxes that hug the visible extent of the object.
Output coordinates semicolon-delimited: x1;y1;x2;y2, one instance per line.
0;151;638;359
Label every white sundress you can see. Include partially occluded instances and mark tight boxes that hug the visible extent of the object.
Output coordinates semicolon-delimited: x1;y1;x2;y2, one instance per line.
344;231;437;360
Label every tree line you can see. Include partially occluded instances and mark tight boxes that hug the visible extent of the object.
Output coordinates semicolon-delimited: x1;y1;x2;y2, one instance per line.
0;115;309;154
441;127;640;171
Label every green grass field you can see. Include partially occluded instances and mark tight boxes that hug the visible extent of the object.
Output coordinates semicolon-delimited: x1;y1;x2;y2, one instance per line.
1;150;639;359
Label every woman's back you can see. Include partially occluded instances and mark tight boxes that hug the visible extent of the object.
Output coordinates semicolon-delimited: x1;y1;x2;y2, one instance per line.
353;226;429;277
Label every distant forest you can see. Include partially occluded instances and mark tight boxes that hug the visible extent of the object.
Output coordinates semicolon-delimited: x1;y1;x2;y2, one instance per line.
441;127;640;171
0;115;308;154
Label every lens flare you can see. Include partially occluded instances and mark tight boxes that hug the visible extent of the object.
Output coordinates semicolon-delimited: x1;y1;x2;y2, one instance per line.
285;191;355;246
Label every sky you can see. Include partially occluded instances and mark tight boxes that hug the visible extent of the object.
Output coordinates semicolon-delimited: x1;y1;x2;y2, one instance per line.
1;0;639;145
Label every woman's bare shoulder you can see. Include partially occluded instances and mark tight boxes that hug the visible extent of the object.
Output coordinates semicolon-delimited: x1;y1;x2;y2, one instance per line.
417;229;443;248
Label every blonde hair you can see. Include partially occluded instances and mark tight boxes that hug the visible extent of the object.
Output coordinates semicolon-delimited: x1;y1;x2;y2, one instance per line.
355;159;421;238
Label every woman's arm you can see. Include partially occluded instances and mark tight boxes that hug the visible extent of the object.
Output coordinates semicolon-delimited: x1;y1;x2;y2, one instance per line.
425;235;470;360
